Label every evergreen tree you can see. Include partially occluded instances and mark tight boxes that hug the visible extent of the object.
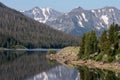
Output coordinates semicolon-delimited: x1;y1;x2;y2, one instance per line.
108;23;119;55
78;34;86;58
112;24;119;55
99;30;108;52
78;23;120;62
84;31;97;58
99;30;112;55
109;23;115;44
91;31;98;53
114;24;120;32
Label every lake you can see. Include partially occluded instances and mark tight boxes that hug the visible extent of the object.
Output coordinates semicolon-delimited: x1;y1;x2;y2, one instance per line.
0;50;120;80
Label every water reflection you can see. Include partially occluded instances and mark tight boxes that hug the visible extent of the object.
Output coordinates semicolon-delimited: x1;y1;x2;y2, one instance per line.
1;50;120;80
0;51;60;80
27;65;80;80
77;66;120;80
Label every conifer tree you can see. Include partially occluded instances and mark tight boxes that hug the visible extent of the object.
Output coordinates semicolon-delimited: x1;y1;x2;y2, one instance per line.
84;32;90;58
78;34;86;58
109;23;115;44
99;30;108;52
78;23;120;61
84;31;97;58
91;31;98;53
108;23;119;55
112;24;119;55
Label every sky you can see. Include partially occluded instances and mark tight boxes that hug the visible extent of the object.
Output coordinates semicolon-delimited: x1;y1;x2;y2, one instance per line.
0;0;120;12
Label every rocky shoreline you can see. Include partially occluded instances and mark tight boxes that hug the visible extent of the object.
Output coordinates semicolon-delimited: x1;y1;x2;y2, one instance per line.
47;46;120;72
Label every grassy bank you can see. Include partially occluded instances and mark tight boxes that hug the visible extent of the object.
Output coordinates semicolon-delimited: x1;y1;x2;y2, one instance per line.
47;46;120;72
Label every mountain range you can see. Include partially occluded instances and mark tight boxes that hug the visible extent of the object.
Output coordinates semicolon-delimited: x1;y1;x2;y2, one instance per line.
22;6;120;36
0;2;79;48
21;7;63;23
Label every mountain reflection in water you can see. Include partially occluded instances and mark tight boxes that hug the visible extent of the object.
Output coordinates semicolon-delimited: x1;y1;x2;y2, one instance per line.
27;65;80;80
0;51;60;80
1;50;120;80
0;50;79;80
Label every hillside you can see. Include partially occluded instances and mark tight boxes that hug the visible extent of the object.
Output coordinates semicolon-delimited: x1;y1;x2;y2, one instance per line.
0;2;79;48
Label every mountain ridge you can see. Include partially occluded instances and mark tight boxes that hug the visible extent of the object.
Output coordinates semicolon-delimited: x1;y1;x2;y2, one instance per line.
22;7;63;23
22;6;120;36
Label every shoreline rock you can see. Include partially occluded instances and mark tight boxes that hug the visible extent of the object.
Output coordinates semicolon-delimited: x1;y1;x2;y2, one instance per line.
47;46;120;73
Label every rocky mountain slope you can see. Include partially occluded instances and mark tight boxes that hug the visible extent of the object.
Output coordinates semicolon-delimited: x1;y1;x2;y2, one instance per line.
21;7;63;23
22;7;120;36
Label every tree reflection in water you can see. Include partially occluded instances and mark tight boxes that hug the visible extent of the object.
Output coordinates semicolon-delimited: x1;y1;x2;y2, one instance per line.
77;66;120;80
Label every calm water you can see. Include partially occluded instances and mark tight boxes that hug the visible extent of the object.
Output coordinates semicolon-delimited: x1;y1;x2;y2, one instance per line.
0;50;120;80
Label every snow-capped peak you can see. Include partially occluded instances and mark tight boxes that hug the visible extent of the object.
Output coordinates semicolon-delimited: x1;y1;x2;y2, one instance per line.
22;7;62;23
19;10;25;12
21;6;120;36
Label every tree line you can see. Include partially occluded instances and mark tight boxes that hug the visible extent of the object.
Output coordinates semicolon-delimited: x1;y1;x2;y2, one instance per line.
78;23;120;62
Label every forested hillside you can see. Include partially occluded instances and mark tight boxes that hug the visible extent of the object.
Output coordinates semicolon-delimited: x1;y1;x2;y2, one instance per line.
78;23;120;62
0;3;79;48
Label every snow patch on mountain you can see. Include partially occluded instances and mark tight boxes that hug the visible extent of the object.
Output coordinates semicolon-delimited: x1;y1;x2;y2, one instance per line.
46;8;50;14
91;10;95;13
76;15;83;21
33;8;39;15
109;9;114;12
100;23;105;28
101;15;109;25
98;10;101;13
34;17;42;22
96;26;101;30
81;13;88;22
91;10;98;17
41;8;49;23
78;21;84;27
19;10;25;12
102;9;105;12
